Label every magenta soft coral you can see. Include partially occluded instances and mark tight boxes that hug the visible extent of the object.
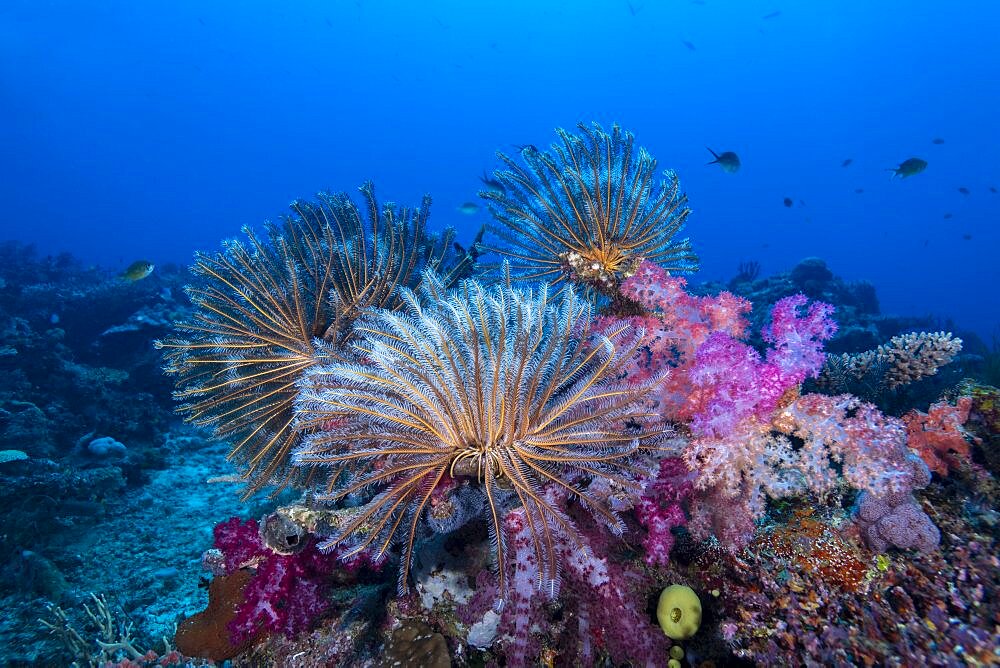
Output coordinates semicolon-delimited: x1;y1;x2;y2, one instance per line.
688;295;837;438
211;517;342;644
635;457;692;566
458;500;669;667
594;259;751;421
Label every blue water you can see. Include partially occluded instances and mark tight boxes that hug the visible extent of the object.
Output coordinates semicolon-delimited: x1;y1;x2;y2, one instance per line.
2;0;998;338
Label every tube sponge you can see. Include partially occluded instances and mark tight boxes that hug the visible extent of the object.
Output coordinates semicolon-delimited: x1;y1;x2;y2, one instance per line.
656;585;702;640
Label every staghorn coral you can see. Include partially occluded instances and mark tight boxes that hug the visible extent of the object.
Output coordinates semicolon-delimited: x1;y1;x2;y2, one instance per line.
294;272;669;597
819;330;962;394
480;122;698;296
156;183;463;496
41;593;191;667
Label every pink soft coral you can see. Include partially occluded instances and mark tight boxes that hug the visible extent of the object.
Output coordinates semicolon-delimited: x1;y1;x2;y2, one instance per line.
594;260;751;421
211;517;366;644
684;394;918;549
635;457;692;566
459;500;668;668
688;295;837;438
903;396;979;476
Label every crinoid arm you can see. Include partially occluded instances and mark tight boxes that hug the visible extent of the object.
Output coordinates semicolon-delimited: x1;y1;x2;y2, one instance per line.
156;184;465;498
294;271;670;596
480;122;699;297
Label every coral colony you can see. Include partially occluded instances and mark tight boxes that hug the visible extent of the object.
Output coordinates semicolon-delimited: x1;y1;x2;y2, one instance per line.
129;123;994;666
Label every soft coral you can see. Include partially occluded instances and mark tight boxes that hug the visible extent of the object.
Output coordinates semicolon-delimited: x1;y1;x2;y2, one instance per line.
688;295;837;438
903;396;979;476
211;517;342;644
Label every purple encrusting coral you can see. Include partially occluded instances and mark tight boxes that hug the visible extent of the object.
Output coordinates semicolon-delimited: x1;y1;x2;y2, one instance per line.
855;453;940;553
857;494;941;553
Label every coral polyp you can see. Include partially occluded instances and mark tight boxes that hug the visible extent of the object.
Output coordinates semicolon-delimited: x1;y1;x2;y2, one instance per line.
156;183;462;496
295;273;668;595
481;122;698;295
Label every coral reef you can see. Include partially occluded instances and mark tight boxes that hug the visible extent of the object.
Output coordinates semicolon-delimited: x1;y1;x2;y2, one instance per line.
694;494;998;667
5;124;999;668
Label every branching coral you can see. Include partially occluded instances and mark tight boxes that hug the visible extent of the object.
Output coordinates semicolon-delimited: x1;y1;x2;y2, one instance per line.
819;331;963;394
480;122;698;295
294;273;669;596
156;183;462;496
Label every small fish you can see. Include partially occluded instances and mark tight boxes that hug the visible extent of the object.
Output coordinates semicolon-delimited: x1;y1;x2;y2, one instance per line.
513;143;538;154
990;186;998;193
854;188;864;194
453;241;482;263
480;171;505;195
943;213;953;219
958;187;970;195
962;233;972;240
888;157;927;179
457;202;481;215
626;1;639;16
706;147;740;173
682;40;697;51
841;158;853;167
762;10;781;19
783;197;793;208
931;137;945;145
121;260;154;282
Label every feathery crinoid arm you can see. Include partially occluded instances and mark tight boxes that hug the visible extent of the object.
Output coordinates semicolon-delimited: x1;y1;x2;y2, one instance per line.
156;183;463;498
480;122;699;298
294;272;669;597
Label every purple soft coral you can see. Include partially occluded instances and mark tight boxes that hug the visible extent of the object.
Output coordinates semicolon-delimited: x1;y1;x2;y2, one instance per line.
635;458;692;566
458;498;669;667
688;294;836;438
762;294;837;381
211;517;344;644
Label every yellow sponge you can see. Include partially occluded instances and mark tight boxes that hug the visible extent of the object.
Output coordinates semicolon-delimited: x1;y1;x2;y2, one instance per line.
656;585;702;640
